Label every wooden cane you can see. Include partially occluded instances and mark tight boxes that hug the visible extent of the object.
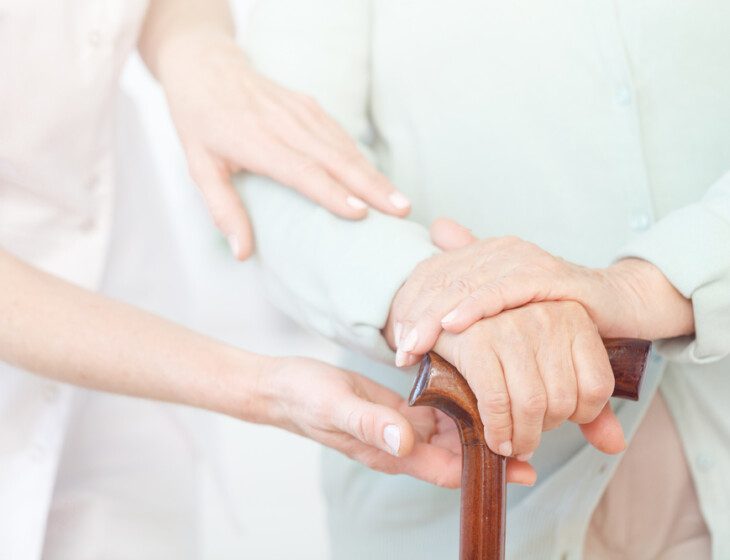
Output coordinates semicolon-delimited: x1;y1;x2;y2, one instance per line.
409;338;651;560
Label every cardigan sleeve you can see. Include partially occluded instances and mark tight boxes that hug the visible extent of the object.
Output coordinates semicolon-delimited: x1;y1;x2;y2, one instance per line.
616;171;730;363
236;0;439;362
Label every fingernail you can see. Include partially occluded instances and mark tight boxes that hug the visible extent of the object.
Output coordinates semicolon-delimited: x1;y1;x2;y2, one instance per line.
227;234;240;259
517;452;534;462
498;441;513;457
389;192;411;210
394;322;404;346
400;329;418;353
346;195;367;210
395;349;408;368
383;424;401;456
442;309;458;325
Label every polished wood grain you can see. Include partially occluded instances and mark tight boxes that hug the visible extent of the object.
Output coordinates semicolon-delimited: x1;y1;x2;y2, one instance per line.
409;338;651;560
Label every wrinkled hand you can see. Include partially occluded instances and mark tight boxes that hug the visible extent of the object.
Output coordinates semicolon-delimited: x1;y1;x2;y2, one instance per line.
390;218;693;362
267;357;536;487
157;33;411;259
425;303;626;460
382;219;646;459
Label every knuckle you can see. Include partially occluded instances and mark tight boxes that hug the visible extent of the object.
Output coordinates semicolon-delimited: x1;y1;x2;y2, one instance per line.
481;390;511;417
543;253;565;272
336;148;365;169
419;306;441;322
582;380;614;409
293;158;320;177
515;436;540;455
520;391;548;419
562;300;589;320
346;409;372;443
546;393;576;420
449;278;474;295
464;323;492;348
289;158;324;183
477;281;504;304
527;302;553;323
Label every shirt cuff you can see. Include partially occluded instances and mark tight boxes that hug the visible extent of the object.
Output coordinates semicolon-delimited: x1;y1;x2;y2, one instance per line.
615;194;730;363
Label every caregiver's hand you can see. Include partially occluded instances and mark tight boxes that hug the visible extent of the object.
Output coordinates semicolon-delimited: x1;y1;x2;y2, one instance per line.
1;249;532;489
390;218;694;363
152;32;411;259
263;357;536;487
386;301;626;460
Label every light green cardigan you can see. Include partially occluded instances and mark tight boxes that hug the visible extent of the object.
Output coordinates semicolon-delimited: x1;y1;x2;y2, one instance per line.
235;0;730;557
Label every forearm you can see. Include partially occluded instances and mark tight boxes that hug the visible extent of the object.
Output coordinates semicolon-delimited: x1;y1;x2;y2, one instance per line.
0;249;273;423
138;0;235;78
240;176;437;360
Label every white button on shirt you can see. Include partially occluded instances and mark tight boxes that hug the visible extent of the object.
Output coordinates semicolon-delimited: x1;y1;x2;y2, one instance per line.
0;0;147;290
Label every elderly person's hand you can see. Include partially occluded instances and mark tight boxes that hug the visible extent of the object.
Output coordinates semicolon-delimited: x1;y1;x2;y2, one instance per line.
382;217;692;460
385;300;626;460
389;218;694;363
151;32;411;259
268;357;536;487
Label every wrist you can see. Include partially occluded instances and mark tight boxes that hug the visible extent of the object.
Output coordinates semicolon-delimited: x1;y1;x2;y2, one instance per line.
154;29;238;85
202;346;280;425
600;258;694;340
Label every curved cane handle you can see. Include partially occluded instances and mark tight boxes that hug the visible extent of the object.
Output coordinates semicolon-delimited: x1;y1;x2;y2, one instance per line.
409;338;651;560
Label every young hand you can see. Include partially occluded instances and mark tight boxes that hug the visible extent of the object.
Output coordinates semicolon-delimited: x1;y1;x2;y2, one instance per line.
260;357;537;487
155;33;411;259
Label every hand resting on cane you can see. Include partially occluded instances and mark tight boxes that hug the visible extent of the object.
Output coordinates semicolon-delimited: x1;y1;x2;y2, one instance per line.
390;219;693;361
382;219;684;461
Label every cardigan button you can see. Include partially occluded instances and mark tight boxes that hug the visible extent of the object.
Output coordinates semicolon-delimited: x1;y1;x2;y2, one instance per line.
614;85;632;106
630;212;650;232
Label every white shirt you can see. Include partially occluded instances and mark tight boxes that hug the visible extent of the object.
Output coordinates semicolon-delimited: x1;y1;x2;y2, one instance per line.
236;0;730;558
0;3;196;559
0;0;147;289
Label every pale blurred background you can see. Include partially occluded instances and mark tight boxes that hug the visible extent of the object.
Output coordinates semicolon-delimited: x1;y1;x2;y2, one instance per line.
120;1;335;557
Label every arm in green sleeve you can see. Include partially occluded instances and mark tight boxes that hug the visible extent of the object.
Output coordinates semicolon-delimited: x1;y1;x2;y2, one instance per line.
237;0;438;361
239;178;438;362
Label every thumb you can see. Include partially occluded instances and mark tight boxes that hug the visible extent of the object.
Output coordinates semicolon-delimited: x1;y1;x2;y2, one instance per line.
579;403;626;454
334;395;416;458
429;217;477;250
